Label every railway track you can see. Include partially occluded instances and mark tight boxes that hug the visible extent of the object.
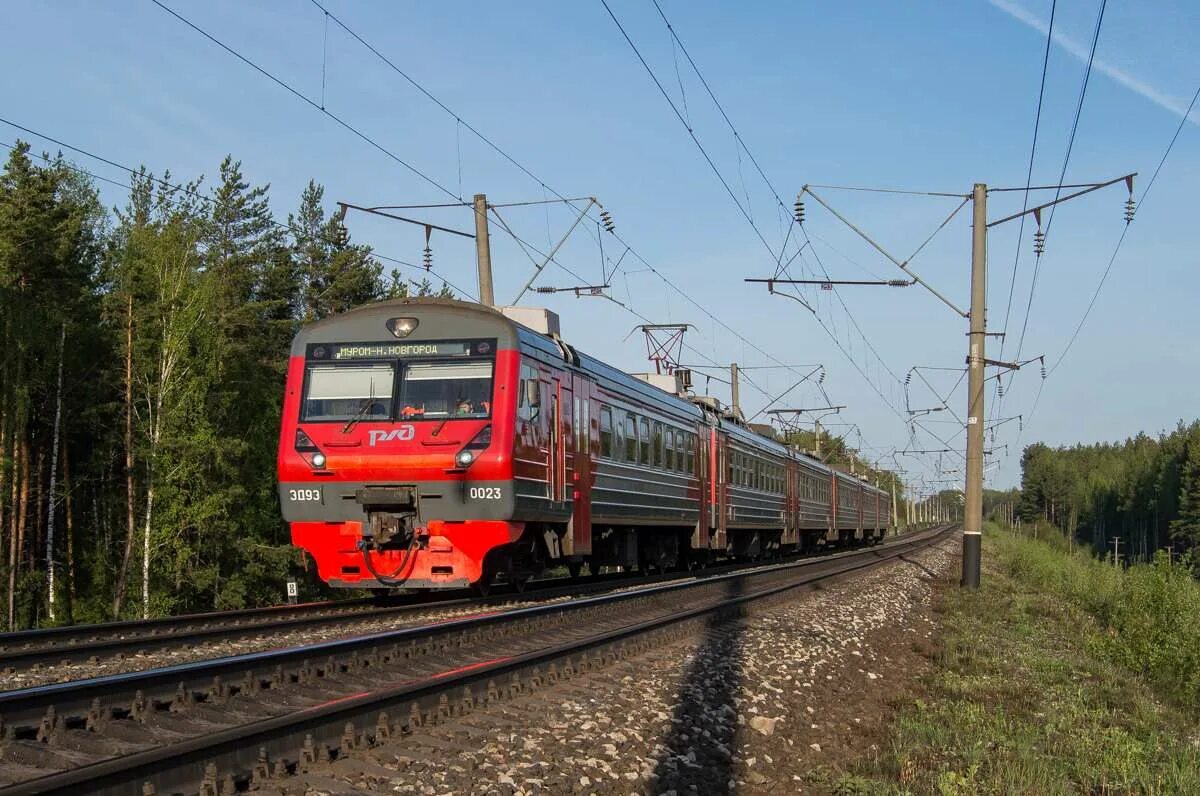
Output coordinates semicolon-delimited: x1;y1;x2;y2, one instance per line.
0;568;676;674
0;535;915;677
0;525;954;795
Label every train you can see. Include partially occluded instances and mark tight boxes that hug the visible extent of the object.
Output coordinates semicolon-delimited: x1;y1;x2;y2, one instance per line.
277;298;892;592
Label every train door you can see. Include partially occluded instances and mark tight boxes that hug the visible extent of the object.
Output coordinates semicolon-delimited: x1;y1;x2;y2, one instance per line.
542;374;568;511
856;483;864;535
715;429;729;549
547;376;568;507
830;473;838;535
694;424;710;550
568;373;593;555
785;462;798;546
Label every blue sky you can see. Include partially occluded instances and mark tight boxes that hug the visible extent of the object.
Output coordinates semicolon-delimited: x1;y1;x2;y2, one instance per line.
3;0;1197;493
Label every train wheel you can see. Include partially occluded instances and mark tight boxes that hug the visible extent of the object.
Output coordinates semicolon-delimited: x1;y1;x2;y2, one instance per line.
473;562;497;597
567;561;584;579
511;574;532;593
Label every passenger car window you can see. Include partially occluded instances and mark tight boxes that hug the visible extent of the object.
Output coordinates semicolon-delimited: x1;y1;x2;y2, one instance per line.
625;414;638;463
600;406;613;458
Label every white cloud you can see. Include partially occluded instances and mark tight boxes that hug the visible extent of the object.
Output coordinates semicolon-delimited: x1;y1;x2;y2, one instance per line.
986;0;1199;126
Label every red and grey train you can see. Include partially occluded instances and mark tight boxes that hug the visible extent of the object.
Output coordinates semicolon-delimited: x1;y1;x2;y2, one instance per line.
277;298;891;592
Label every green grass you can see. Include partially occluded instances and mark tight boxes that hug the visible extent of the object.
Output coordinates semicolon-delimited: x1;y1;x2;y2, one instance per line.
836;524;1200;795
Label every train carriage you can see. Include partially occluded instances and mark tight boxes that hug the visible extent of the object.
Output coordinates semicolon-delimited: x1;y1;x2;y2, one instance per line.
277;298;892;592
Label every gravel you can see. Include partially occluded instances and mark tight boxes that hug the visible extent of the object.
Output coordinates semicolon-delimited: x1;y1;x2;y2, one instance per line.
271;537;957;795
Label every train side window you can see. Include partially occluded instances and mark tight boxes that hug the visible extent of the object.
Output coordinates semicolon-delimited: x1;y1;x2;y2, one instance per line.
677;431;687;472
600;407;613;458
651;422;662;468
625;414;638;463
687;433;696;474
614;410;626;460
664;427;675;470
517;364;540;422
639;418;651;465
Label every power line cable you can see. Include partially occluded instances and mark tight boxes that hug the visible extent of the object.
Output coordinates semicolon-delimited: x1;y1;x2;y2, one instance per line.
1011;0;1106;364
622;0;917;441
150;0;461;203
990;0;1057;427
1012;74;1196;456
294;0;833;421
0;122;478;299
159;0;919;475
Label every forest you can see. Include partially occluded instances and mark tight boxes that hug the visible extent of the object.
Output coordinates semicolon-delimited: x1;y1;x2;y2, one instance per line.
0;142;451;630
1014;420;1200;566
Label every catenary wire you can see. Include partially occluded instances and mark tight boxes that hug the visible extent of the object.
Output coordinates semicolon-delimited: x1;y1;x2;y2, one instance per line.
1013;81;1198;455
296;0;837;431
633;0;930;470
1011;0;1106;365
990;0;1057;427
0;123;478;299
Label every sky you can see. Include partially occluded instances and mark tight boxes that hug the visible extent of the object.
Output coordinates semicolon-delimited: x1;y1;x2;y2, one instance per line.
2;0;1197;494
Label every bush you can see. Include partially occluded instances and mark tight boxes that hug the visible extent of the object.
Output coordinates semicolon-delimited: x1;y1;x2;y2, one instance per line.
995;525;1200;710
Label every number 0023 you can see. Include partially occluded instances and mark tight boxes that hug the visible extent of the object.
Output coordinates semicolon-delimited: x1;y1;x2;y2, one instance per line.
289;488;322;502
469;487;502;500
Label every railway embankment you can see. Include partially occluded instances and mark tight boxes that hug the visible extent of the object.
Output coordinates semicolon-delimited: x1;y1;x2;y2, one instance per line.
253;533;960;794
839;524;1200;794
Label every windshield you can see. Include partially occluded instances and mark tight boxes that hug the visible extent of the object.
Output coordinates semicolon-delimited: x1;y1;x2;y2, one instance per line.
303;363;394;422
399;361;493;419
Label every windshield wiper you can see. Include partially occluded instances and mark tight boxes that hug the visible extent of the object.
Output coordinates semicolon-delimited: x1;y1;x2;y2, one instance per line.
341;383;377;434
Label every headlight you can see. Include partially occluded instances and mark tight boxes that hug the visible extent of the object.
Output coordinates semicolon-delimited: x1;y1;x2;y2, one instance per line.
311;452;327;468
455;449;475;468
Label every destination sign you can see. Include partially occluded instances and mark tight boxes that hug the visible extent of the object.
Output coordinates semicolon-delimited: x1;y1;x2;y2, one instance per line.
306;340;494;361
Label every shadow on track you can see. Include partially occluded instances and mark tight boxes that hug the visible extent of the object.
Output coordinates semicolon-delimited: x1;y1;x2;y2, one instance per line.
648;576;746;794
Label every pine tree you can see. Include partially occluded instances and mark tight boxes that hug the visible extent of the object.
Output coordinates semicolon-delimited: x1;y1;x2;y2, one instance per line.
290;181;381;322
1169;432;1200;547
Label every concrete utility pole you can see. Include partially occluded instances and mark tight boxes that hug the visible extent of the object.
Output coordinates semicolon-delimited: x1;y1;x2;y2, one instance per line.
1110;536;1123;567
962;183;986;588
473;193;495;307
751;173;1133;588
730;363;741;419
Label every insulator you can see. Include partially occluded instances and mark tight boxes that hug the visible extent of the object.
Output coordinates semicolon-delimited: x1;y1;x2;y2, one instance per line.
422;246;432;271
1033;229;1045;256
600;210;615;233
330;219;349;247
818;369;826;384
1040;364;1047;379
793;198;805;224
535;286;555;294
904;372;912;386
997;379;1004;397
1123;197;1136;224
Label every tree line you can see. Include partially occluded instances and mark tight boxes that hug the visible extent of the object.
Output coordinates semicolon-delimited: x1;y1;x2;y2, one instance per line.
1014;421;1200;566
0;142;450;629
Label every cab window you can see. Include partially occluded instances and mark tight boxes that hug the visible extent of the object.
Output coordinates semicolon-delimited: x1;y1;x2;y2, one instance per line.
302;363;394;422
399;361;493;419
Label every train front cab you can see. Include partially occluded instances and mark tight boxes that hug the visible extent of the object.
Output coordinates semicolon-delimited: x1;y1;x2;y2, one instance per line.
277;300;529;591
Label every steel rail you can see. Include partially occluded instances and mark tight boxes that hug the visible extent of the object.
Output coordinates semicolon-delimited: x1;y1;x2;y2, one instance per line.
0;554;813;672
0;526;953;795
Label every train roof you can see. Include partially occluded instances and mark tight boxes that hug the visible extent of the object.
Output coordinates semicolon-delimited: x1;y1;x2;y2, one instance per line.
294;298;887;495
